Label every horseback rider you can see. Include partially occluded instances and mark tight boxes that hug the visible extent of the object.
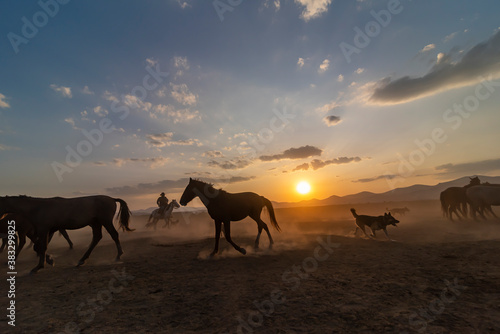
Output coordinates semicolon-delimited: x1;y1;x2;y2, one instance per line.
157;192;169;215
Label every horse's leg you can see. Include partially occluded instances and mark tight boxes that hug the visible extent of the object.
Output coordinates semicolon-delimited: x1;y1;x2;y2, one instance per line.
223;221;246;255
486;206;498;219
60;229;73;249
15;232;26;260
77;225;103;266
254;225;263;249
30;232;49;274
103;223;123;262
210;220;222;257
252;216;274;249
0;238;6;253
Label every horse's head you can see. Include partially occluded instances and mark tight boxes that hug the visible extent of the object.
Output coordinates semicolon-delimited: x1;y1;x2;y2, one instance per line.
171;199;181;208
469;176;481;186
180;178;198;206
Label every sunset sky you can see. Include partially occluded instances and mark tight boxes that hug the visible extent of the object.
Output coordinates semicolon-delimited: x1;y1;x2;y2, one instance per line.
1;0;500;209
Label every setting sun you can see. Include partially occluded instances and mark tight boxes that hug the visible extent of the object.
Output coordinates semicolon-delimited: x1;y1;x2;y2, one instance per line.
296;181;311;195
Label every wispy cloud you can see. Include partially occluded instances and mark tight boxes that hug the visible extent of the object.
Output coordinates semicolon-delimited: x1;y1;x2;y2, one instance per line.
435;158;500;175
106;176;255;196
146;132;202;148
419;44;436;53
352;174;398;183
50;84;72;98
0;93;10;108
82;86;94;95
208;158;252;170
260;145;322;161
370;30;500;105
171;83;197;106
112;157;169;169
310;156;361;170
297;57;305;68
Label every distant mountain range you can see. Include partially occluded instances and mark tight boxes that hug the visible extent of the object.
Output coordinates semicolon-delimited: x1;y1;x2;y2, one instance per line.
272;175;500;208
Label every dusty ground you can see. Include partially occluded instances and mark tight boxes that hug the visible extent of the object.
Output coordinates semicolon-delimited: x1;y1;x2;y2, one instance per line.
1;200;500;333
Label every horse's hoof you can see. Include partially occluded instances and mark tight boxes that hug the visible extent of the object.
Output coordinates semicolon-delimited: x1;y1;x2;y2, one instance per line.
76;260;85;267
46;257;54;266
239;248;247;255
29;270;38;276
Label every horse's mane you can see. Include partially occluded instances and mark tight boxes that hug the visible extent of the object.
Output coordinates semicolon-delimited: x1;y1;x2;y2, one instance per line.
191;179;227;194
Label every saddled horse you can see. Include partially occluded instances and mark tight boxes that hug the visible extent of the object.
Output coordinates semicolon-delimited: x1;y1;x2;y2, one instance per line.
466;186;500;220
179;178;280;257
146;199;180;229
440;177;480;220
0;195;133;273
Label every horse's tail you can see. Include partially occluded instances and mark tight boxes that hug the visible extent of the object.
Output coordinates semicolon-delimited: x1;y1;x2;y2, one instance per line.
114;198;134;232
440;192;448;218
262;197;280;232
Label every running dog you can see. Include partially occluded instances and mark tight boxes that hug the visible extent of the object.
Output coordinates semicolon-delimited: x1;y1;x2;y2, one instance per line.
350;208;399;241
386;207;410;216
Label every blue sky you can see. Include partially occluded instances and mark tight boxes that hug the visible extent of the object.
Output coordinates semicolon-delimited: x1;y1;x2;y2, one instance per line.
1;0;500;209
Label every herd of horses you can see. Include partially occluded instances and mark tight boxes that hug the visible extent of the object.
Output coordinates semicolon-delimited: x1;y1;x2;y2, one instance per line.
1;177;498;274
440;177;500;221
0;179;280;273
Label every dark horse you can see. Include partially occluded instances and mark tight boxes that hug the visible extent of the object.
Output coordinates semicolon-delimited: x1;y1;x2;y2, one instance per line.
0;195;133;273
0;212;74;256
440;177;480;220
179;178;280;257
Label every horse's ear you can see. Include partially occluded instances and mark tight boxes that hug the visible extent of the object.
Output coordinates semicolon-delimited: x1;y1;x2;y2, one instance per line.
189;177;192;181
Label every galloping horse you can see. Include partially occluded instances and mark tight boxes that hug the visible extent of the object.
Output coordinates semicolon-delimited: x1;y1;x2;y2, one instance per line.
440;177;480;220
466;186;500;220
179;178;280;257
146;199;180;229
0;195;133;273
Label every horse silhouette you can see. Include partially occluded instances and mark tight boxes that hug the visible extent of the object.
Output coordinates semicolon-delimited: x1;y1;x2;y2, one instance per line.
0;213;73;258
466;185;500;220
146;199;180;229
440;177;480;220
0;195;133;273
179;178;280;257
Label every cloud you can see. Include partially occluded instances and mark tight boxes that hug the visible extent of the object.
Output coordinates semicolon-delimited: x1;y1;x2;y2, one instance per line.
64;118;80;130
173;56;190;76
167;108;201;123
208;158;252;170
297;57;305;68
352;174;398;183
316;101;341;114
435;158;500;175
93;106;108;117
82;86;94;95
145;133;202;148
443;32;458;43
202;150;224;158
106;176;255;196
355;68;365;74
323;115;342;126
122;94;152;111
292;163;309;171
310;156;361;170
0;144;17;151
112;157;169;169
50;84;72;98
175;0;192;9
337;74;344;82
260;145;322;161
420;44;436;53
294;0;332;21
369;30;500;105
318;59;330;73
171;83;197;106
0;93;10;108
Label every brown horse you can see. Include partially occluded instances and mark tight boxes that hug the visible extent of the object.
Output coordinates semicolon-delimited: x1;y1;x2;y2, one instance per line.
466;186;500;220
0;195;133;273
440;177;480;220
179;178;280;257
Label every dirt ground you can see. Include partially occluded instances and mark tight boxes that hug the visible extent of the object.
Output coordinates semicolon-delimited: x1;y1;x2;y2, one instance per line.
1;200;500;333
